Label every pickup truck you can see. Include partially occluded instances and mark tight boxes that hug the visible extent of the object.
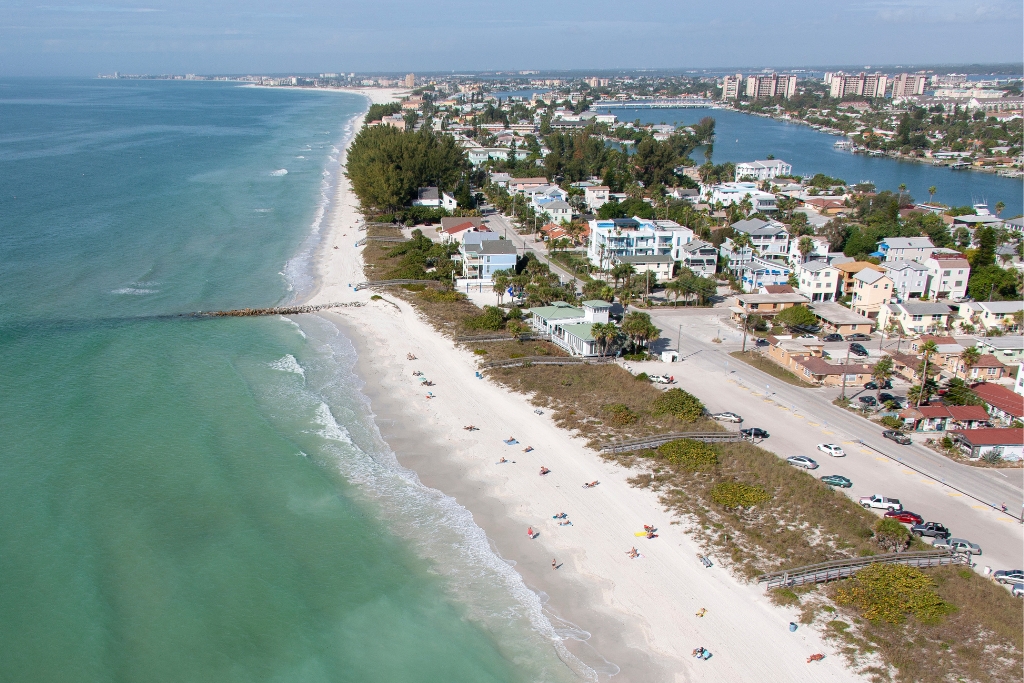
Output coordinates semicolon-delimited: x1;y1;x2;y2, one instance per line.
859;494;903;512
910;522;950;539
933;537;982;555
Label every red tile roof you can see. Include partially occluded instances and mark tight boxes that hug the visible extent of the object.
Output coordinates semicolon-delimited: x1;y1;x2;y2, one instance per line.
948;428;1024;446
917;405;990;421
971;382;1024;418
971;354;1006;368
793;357;873;376
762;285;796;294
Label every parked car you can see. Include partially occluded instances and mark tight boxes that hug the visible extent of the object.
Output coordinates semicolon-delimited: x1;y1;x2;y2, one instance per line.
1012;583;1024;598
823;333;844;342
911;522;951;539
858;396;877;406
860;494;903;511
649;374;674;384
849;343;869;357
787;455;819;469
884;510;924;525
820;474;852;488
740;427;769;439
846;333;872;341
797;334;817;340
882;430;912;445
879;392;896;403
993;569;1024;584
933;537;982;555
754;338;769;347
864;381;878;390
711;412;743;423
816;443;846;457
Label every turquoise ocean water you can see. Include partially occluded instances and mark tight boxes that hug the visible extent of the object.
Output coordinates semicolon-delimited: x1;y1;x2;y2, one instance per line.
0;80;582;682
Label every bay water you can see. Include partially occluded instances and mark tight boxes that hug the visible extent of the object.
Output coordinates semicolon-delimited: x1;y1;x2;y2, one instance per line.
0;80;581;682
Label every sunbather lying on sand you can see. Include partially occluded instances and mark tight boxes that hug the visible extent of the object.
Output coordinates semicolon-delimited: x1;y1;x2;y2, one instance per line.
539;466;550;475
582;481;600;488
496;457;508;464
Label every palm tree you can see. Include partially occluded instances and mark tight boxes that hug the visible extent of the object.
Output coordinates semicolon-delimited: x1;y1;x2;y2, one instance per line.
492;272;511;305
928;186;936;204
957;345;980;381
995;201;1005;216
872;356;894;401
592;322;620;356
915;340;939;408
798;236;815;263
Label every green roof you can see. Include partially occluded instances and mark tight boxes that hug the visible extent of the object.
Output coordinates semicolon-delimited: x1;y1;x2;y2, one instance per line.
582;299;612;309
528;305;584;321
561;323;598;341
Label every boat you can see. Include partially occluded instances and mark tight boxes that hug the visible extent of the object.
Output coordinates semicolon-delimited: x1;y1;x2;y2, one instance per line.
833;140;853;150
949;161;970;170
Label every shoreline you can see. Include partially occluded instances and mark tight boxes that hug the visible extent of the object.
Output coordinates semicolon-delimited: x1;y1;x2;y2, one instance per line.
302;97;863;681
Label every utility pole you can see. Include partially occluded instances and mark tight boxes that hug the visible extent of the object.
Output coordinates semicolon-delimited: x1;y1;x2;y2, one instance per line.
678;323;682;353
840;344;852;400
741;314;749;353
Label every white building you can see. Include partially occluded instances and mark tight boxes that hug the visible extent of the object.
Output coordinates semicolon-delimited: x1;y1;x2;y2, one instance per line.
734;159;792;182
613;254;674;280
587;217;694;271
876;237;935;262
787;235;830;266
795;260;841;302
745;74;797;99
412;187;458;211
721;74;743;100
526;300;612;357
460;239;518;281
729;218;791;262
891;73;928;97
828;72;889;99
924;255;970;301
702;182;777;213
583;185;611;210
535;199;573;223
883;259;930;301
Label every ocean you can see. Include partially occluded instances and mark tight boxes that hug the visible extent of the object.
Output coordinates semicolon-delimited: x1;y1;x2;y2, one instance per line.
0;79;580;682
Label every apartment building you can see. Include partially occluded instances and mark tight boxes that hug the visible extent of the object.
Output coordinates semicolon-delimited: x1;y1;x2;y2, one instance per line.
828;72;889;99
891;73;928;97
924;255;970;300
680;240;719;277
795;261;841;302
878;302;953;334
734;159;792;182
586;217;694;271
850;269;895;318
883;259;930;301
721;74;743;100
745;73;798;100
702;182;778;213
583;185;610;210
875;237;935;262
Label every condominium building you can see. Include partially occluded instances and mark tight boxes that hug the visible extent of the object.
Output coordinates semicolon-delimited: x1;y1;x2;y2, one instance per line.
829;72;889;99
701;182;778;213
849;269;895;319
721;74;743;100
924;255;970;301
734;159;792;182
745;74;797;100
586;217;694;271
404;73;416;88
795;261;841;302
882;259;930;301
891;73;928;98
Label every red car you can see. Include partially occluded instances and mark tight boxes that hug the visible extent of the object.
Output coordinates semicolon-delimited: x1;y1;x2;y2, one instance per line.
884;510;924;525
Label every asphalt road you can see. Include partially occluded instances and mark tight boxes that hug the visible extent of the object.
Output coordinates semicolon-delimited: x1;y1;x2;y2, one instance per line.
481;211;579;283
637;307;1024;574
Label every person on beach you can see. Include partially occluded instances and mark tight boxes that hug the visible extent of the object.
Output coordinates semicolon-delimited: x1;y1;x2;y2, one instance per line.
523;446;534;453
559;520;572;526
695;608;707;618
626;547;639;558
552;559;558;570
497;457;508;464
582;480;600;488
539;466;550;475
645;530;658;539
527;527;535;538
553;512;567;519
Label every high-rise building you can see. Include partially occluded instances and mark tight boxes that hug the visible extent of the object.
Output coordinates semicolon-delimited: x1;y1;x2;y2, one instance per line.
829;72;888;99
721;74;743;100
743;73;798;100
405;73;415;88
584;77;610;88
891;73;928;98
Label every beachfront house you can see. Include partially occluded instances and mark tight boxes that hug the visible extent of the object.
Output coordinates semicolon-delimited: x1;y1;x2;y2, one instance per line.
971;382;1024;425
882;260;930;301
720;218;792;292
877;302;952;335
808;301;875;336
439;217;490;244
680;240;719;277
734;159;792;182
948;428;1024;461
526;300;612;357
849;269;894;319
731;292;809;321
413;186;458;211
701;182;778;213
459;239;517;281
874;237;935;262
923;254;970;301
586;217;694;271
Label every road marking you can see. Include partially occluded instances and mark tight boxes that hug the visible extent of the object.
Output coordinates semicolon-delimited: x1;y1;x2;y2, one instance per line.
875;457;888;461
999;517;1017;523
822;430;835;435
901;469;915;475
947;493;963;497
808;422;819;426
971;505;988;510
793;414;804;419
920;480;935;485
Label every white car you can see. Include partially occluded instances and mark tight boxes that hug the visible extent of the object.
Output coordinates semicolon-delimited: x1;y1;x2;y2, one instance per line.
649;374;675;384
817;443;846;457
786;455;819;470
859;495;903;512
711;412;743;423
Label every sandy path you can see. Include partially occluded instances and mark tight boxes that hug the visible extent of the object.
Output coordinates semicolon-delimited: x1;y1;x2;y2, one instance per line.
305;99;865;682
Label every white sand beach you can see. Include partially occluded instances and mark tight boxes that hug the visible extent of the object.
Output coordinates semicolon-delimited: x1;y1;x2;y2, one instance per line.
306;95;865;682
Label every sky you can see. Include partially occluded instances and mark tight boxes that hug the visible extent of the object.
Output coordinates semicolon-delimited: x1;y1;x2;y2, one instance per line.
2;0;1022;76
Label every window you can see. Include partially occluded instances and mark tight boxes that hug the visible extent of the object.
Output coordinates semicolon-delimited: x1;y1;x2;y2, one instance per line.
955;281;962;287
943;270;951;276
912;315;923;321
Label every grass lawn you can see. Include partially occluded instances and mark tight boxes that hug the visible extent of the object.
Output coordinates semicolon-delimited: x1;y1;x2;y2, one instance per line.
729;350;816;388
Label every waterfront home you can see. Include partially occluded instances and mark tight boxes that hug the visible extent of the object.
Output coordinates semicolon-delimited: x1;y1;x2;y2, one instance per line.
584;185;610;210
612;254;674;280
440;217;488;244
971;382;1024;425
701;182;778;213
900;404;991;432
877;302;952;335
734;159;792;182
949;428;1024;461
923;255;970;301
808;301;875;336
459;239;517;281
525;300;611;357
413;186;458;211
680;240;718;277
973;335;1024;365
731;292;809;320
850;269;895;319
963;302;1024;332
882;260;930;301
586;217;694;270
795;261;841;302
874;237;935;263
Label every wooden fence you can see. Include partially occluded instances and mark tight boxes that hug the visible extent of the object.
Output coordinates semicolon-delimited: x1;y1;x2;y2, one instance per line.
756;550;965;589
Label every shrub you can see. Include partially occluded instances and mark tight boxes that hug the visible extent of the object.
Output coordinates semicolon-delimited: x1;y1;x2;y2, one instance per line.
981;447;1004;464
833;564;955;625
710;481;771;508
370;294;383;300
874;518;910;553
473;349;487;355
635;372;649;382
418;288;463;303
465;305;507;331
880;415;903;429
603;403;638;425
401;283;426;292
652;388;705;421
658;439;719;471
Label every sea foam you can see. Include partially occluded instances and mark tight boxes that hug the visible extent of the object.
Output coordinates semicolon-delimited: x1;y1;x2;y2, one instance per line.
269;354;305;377
269;169;288;176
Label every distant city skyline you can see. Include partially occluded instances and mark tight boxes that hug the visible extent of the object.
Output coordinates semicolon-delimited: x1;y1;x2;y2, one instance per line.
2;0;1022;77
